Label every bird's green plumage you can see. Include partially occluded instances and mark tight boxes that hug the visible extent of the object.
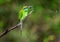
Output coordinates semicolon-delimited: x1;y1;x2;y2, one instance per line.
18;6;29;21
18;6;32;30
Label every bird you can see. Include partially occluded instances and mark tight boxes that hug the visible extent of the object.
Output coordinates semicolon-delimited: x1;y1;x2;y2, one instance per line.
18;6;32;30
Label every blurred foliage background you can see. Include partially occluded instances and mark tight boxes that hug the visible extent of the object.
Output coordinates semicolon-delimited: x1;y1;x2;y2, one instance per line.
0;0;60;42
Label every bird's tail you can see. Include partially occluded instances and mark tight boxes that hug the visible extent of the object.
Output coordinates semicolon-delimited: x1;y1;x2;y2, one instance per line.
20;20;23;30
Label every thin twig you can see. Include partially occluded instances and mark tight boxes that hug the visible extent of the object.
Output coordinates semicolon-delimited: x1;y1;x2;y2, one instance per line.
0;23;21;38
0;10;33;38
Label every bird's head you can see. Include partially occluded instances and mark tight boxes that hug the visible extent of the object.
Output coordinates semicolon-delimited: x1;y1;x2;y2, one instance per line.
22;6;32;12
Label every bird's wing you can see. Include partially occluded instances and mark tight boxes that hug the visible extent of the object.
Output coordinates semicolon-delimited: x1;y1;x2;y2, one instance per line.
18;10;23;21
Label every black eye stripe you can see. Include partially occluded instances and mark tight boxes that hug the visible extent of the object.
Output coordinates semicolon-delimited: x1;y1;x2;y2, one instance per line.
24;7;28;9
24;8;27;9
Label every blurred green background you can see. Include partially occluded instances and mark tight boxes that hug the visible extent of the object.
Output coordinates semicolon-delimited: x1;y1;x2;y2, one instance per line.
0;0;60;42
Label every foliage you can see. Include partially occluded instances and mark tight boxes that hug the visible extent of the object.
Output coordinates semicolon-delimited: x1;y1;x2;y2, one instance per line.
0;0;60;42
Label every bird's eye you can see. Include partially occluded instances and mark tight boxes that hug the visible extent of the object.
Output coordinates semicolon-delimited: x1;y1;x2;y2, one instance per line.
24;7;28;11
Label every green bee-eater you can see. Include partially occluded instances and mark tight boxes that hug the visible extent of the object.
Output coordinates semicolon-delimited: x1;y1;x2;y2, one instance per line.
18;6;32;30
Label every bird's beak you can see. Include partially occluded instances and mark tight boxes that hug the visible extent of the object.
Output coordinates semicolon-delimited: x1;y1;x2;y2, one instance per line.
28;6;32;8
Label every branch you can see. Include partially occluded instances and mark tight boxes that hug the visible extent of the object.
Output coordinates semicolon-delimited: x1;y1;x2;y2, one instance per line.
0;10;33;38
